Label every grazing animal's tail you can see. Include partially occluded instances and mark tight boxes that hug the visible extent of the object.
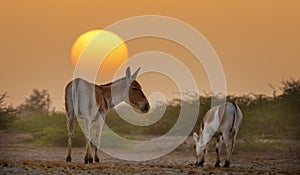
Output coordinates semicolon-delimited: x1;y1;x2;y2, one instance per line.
232;102;238;132
231;102;243;152
232;102;242;133
228;102;237;133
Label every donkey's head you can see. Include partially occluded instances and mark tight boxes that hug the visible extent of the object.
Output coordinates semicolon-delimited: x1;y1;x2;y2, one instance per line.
124;67;150;113
193;132;206;166
193;132;202;156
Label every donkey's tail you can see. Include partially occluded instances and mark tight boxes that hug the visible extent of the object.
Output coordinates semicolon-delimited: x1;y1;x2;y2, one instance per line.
71;78;80;117
65;78;80;118
232;102;243;135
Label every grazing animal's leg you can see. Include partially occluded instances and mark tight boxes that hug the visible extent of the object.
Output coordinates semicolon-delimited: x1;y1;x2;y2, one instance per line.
195;156;200;166
93;116;104;163
66;114;75;162
223;133;231;167
215;136;222;167
84;119;93;164
195;154;205;166
230;130;237;153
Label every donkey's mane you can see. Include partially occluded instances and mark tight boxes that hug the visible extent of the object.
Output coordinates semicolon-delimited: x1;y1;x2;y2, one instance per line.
100;77;126;87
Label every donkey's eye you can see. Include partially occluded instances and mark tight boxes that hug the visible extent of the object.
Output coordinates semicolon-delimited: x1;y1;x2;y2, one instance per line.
132;87;138;92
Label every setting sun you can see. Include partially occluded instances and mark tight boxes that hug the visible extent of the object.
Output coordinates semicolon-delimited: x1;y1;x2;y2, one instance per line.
71;30;128;82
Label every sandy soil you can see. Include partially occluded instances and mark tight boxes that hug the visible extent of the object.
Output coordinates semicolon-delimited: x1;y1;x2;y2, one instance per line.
0;132;299;174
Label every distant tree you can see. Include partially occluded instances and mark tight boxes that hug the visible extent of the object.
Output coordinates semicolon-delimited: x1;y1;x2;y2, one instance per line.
0;93;7;111
0;93;16;129
18;89;52;115
280;78;300;96
279;78;300;112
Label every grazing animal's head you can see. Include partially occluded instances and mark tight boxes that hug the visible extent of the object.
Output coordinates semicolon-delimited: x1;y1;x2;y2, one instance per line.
193;132;204;157
125;67;150;113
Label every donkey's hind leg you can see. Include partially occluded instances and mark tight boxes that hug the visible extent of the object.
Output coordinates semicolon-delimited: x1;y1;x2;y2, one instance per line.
230;130;237;153
223;133;231;167
93;115;104;163
84;119;93;164
66;115;75;162
215;136;222;167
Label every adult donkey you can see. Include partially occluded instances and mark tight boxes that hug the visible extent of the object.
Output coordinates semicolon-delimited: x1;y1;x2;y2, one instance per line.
65;67;150;163
193;102;242;167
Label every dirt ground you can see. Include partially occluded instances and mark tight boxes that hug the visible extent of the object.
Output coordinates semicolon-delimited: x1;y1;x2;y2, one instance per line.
0;132;299;175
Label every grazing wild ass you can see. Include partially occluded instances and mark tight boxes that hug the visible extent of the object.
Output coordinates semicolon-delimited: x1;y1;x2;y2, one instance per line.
193;102;242;167
65;67;150;163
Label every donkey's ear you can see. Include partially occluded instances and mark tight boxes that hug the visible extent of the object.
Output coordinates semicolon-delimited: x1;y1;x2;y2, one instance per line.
193;132;199;142
126;67;131;83
131;67;141;81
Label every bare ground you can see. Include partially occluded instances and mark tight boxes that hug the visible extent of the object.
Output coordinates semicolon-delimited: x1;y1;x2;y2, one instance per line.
0;131;299;175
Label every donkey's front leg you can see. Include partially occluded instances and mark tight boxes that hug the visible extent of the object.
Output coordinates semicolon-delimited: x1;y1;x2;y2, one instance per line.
94;146;99;162
84;140;93;164
84;120;93;164
195;155;201;166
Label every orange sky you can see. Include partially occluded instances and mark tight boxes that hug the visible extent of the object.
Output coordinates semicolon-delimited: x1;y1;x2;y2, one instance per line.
0;0;299;110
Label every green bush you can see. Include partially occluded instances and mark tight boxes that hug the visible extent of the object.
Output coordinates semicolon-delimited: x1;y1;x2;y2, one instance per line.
10;112;85;147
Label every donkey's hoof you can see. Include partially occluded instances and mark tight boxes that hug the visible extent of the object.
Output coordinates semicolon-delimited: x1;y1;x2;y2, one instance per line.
94;156;100;162
84;157;88;164
215;161;220;167
223;160;230;167
66;156;71;162
199;160;204;166
84;156;93;164
195;161;204;167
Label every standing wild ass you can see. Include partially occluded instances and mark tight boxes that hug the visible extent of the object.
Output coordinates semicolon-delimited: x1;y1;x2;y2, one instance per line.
193;102;242;167
65;67;150;163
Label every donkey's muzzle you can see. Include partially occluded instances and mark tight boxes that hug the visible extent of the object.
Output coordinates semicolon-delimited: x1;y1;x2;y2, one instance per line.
142;102;150;113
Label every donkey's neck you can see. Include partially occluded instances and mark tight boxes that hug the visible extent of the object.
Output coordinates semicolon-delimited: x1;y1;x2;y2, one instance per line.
199;132;210;147
100;80;127;110
101;86;114;110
